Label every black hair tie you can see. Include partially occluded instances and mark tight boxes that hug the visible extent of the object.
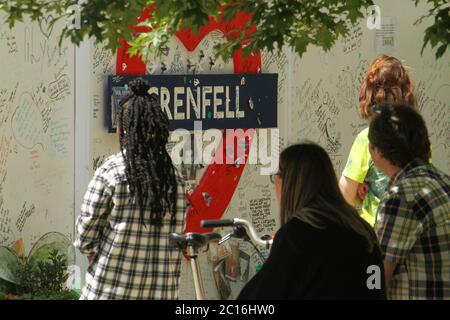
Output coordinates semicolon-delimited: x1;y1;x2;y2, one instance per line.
129;78;150;96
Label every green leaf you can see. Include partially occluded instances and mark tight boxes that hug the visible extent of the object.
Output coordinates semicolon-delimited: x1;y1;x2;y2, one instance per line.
435;44;447;58
293;36;310;57
0;247;20;284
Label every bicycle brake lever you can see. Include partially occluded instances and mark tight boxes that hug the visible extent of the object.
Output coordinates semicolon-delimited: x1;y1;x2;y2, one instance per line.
218;233;233;245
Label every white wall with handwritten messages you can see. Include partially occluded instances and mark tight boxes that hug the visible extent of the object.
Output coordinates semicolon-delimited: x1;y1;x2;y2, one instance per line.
0;14;75;254
86;0;449;300
0;0;446;299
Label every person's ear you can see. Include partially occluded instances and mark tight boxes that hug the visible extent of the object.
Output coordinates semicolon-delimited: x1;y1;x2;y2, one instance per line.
369;144;384;164
368;142;380;155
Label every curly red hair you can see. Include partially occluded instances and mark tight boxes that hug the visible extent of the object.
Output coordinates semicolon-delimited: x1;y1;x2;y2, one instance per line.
359;55;416;119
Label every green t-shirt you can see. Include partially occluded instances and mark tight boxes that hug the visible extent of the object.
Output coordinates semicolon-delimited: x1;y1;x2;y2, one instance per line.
342;128;389;226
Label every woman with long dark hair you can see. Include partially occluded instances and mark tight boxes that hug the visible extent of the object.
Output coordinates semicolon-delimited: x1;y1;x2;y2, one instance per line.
74;79;186;299
238;142;386;299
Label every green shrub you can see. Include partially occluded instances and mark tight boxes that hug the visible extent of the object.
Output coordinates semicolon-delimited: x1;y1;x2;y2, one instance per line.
13;249;73;300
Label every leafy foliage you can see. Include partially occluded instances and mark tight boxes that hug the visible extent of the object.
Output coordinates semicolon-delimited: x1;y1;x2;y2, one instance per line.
10;249;72;300
130;0;378;60
0;0;448;60
0;0;148;50
415;0;449;58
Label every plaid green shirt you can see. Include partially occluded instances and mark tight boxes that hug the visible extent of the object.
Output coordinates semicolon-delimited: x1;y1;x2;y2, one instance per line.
376;159;450;300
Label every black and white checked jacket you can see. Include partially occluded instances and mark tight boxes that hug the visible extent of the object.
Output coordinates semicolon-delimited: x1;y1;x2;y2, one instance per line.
74;152;186;300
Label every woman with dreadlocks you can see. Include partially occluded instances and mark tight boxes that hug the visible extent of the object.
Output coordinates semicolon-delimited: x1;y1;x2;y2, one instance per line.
74;78;186;300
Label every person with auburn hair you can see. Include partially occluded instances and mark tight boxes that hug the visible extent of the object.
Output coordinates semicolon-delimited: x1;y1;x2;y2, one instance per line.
339;55;416;226
238;142;385;300
368;102;450;299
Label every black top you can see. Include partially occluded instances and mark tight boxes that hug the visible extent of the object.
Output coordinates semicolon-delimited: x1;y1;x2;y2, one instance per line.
237;218;386;300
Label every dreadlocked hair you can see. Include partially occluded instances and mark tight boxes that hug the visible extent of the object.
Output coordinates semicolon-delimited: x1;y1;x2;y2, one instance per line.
118;78;178;227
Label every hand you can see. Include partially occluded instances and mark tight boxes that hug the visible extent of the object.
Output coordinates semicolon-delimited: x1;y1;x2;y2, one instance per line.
357;183;369;201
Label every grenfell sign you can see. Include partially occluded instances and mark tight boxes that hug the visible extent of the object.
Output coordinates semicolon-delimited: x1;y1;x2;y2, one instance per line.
107;74;278;132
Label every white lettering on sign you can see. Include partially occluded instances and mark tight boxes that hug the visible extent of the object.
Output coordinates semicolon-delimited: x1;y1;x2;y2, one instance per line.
148;85;246;121
174;86;185;120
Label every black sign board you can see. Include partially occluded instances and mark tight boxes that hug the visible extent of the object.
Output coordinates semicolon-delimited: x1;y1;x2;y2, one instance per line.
107;74;278;132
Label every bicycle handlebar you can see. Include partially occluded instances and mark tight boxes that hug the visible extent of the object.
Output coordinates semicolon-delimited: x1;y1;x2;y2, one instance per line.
200;218;273;248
